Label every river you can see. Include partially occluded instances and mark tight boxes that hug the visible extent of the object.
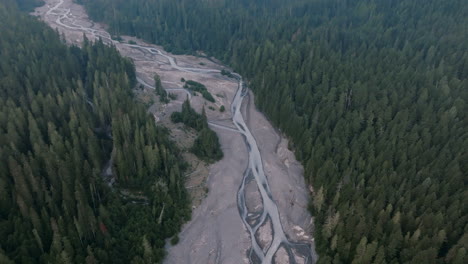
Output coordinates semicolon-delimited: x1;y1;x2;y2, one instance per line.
35;0;317;263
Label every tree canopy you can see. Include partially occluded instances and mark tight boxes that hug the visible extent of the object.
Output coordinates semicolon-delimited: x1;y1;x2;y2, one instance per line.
79;0;468;262
1;1;190;262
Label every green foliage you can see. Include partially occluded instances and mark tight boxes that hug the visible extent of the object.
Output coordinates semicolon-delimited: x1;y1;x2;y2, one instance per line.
170;99;206;131
191;127;223;162
219;105;225;112
183;80;215;102
170;235;179;245
16;0;44;11
168;93;177;100
111;35;122;41
221;69;234;78
0;3;189;262
79;0;468;262
154;74;168;103
171;100;223;162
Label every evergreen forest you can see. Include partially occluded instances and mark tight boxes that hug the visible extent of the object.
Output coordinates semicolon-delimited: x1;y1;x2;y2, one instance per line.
77;0;468;263
0;1;190;263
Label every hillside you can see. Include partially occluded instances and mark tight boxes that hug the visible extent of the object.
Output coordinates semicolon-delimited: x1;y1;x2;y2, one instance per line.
0;1;190;262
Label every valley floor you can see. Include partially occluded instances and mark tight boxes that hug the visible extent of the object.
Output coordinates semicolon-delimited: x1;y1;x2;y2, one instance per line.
33;0;317;262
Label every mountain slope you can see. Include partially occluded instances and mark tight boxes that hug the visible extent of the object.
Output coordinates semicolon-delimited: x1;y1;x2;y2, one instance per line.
0;1;189;262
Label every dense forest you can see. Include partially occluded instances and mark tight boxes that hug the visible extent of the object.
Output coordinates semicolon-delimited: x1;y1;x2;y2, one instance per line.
16;0;43;12
78;0;468;263
0;1;190;263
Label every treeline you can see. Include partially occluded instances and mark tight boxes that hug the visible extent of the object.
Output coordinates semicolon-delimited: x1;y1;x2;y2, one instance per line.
77;0;468;263
171;100;223;162
76;0;280;55
1;1;189;263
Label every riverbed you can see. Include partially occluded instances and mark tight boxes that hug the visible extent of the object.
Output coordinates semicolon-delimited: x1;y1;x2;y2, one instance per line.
33;1;317;263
